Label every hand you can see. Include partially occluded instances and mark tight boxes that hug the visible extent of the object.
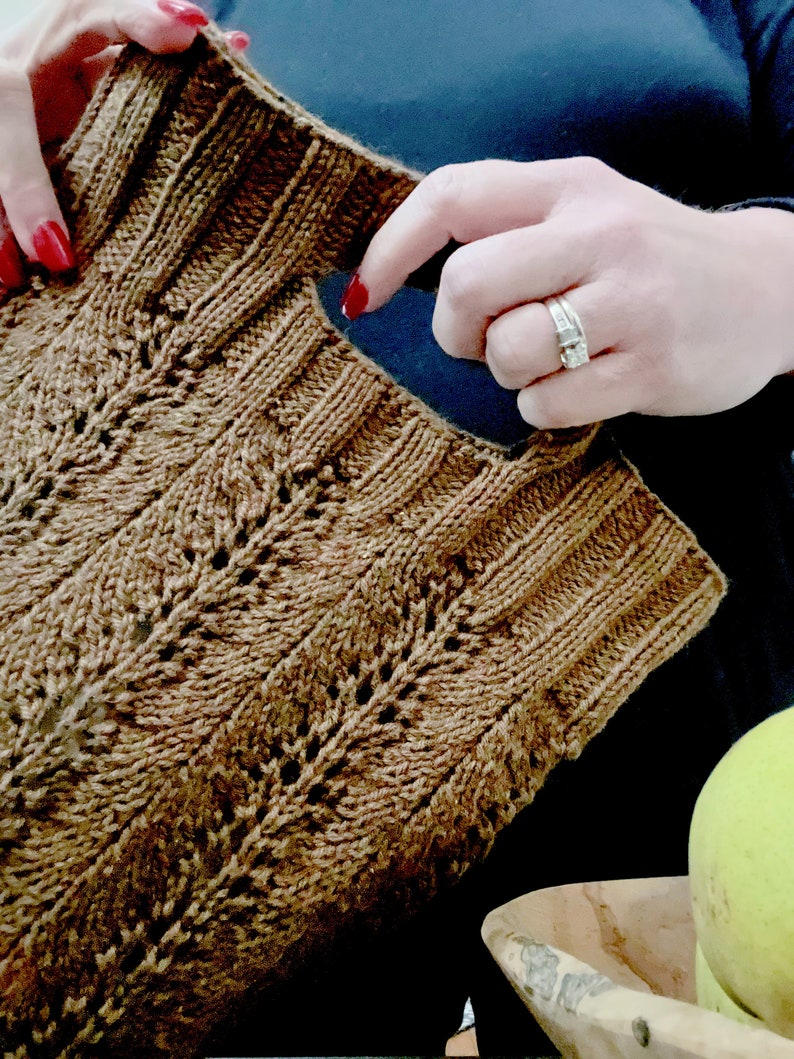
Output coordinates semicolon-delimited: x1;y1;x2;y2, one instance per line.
0;0;249;291
344;158;794;427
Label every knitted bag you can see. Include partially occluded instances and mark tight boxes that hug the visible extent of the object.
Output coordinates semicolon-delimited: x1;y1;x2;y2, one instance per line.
0;30;724;1057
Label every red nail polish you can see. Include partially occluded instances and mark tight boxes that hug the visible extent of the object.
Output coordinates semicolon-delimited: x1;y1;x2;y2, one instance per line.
340;272;369;321
0;235;25;289
31;221;75;273
226;30;250;51
157;0;208;27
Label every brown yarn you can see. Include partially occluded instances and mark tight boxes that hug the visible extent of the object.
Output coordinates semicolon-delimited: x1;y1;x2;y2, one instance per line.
0;29;724;1057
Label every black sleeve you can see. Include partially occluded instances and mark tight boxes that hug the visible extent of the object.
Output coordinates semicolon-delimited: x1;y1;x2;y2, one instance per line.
731;0;794;194
720;194;794;211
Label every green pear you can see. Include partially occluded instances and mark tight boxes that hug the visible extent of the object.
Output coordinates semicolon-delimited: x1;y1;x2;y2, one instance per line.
694;941;766;1028
689;705;794;1038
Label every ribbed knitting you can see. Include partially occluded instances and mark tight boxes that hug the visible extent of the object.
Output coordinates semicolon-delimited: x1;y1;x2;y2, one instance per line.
0;29;724;1058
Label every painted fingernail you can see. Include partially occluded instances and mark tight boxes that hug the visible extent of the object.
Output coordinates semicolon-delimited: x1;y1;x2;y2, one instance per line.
0;235;25;289
31;221;75;273
157;0;209;28
340;272;369;321
225;30;250;51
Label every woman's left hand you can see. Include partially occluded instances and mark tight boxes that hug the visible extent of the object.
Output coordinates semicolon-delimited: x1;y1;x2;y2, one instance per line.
344;157;794;427
0;0;248;290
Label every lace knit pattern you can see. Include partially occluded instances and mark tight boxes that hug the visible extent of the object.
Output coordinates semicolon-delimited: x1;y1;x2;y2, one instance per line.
0;30;725;1057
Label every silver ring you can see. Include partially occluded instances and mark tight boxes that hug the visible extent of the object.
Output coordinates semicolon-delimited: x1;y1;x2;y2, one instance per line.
544;294;589;369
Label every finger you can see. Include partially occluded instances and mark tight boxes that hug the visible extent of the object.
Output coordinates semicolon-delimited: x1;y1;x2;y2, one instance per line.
0;0;210;268
81;0;207;59
353;158;590;315
33;58;99;148
0;60;74;269
431;220;595;360
516;351;650;428
35;45;126;148
9;0;208;75
225;30;250;52
484;285;613;389
0;202;26;291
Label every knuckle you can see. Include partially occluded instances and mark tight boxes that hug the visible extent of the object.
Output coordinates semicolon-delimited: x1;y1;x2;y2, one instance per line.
607;205;649;250
485;314;527;383
418;164;468;224
586;204;648;261
430;310;461;358
438;243;487;309
564;155;611;192
522;387;570;430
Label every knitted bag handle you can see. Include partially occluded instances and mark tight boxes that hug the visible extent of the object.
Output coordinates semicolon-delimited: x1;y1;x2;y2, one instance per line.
0;29;724;1057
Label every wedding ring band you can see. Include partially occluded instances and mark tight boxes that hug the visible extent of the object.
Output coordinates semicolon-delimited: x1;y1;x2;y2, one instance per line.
544;294;589;369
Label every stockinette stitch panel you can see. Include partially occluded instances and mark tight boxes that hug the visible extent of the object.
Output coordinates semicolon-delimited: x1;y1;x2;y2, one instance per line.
0;29;724;1058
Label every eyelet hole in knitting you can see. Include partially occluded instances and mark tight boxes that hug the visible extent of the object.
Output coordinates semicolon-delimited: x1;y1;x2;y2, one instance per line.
148;918;169;945
355;681;373;705
227;876;253;899
211;548;229;570
132;618;153;645
453;554;472;577
119;941;147;976
279;760;300;785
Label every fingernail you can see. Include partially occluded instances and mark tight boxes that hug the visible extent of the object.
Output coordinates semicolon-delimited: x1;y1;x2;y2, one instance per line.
226;30;250;51
0;235;25;289
31;221;75;273
340;272;369;321
157;0;209;28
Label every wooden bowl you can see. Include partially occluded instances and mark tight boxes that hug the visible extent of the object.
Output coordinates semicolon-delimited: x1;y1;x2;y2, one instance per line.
482;876;794;1058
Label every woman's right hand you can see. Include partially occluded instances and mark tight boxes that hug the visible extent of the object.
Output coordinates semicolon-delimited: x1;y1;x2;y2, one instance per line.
0;0;248;291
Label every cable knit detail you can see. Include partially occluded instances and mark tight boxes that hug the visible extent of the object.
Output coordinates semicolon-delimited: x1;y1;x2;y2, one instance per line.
0;28;724;1058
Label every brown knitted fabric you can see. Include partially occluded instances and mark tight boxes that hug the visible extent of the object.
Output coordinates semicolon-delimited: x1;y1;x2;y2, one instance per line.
0;30;724;1058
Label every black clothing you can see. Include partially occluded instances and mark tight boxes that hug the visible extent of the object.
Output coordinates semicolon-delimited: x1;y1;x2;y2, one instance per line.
202;1;794;1053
